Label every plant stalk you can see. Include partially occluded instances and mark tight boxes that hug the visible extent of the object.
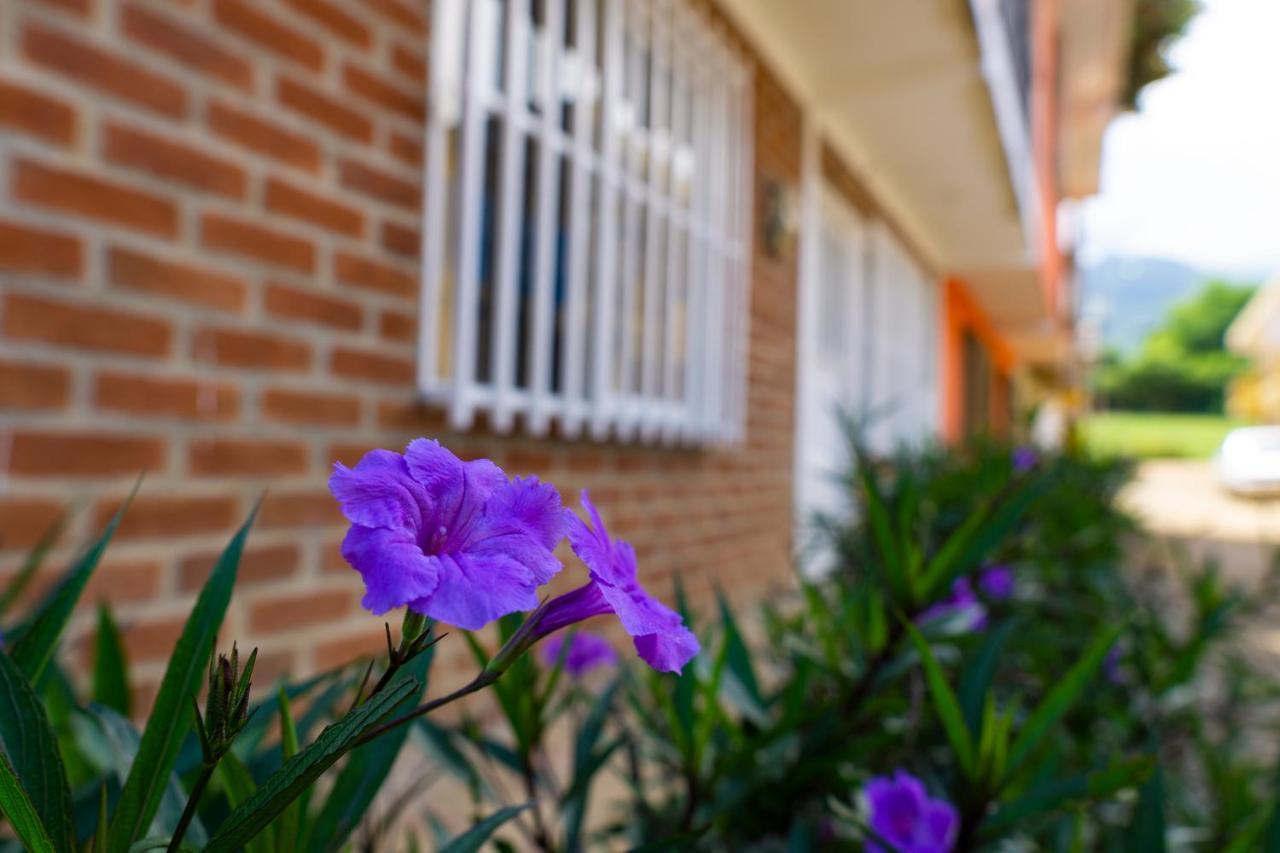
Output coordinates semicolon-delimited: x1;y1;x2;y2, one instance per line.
166;761;217;853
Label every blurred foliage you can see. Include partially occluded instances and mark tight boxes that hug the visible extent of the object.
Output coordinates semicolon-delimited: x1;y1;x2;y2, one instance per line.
1125;0;1201;108
1094;281;1254;413
1080;410;1244;460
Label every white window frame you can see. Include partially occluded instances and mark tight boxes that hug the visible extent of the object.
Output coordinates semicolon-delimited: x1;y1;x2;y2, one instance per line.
418;0;753;445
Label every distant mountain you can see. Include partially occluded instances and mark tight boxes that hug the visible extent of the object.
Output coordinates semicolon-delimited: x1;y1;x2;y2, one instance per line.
1079;257;1207;353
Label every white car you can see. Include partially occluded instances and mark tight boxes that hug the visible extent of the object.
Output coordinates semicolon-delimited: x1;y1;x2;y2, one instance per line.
1218;426;1280;495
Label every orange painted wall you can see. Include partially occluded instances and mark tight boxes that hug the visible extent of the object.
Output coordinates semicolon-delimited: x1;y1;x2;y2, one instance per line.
940;277;1017;442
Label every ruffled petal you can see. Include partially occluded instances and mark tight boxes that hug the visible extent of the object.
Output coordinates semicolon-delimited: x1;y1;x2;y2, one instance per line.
633;624;699;673
412;552;541;630
490;476;566;551
468;529;563;586
329;449;426;532
340;525;439;615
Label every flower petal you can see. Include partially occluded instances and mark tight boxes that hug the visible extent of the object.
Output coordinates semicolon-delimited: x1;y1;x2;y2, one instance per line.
340;525;439;614
633;624;699;673
491;476;566;551
329;449;426;532
412;552;541;630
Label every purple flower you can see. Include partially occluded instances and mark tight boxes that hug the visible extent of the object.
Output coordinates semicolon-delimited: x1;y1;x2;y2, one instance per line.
864;771;957;853
532;492;699;674
539;631;617;677
920;578;987;632
1012;445;1037;473
1103;644;1126;685
329;440;565;631
978;565;1015;601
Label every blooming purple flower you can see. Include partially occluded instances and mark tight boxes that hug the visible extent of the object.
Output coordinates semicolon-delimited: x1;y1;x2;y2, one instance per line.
864;771;957;853
1012;445;1037;473
920;578;987;632
539;631;617;677
977;565;1015;601
1103;643;1126;685
532;492;699;674
329;440;565;631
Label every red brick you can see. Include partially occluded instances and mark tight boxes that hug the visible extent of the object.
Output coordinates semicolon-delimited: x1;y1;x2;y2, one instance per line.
391;43;426;83
0;360;71;411
378;310;416;343
82;559;162;606
0;499;64;552
13;159;178;238
107;246;247;313
277;77;373;142
0;79;76;146
0;219;82;279
325;443;381;468
22;23;186;118
264;178;364;237
388;131;422;167
7;431;166;477
207;100;321;174
258;489;344;529
123;617;185;663
178;543;299;591
314;627;387;669
263;282;362;331
280;0;372;49
212;0;324;71
201;211;315;272
334;250;415;298
3;293;171;357
261;388;361;426
94;493;239;539
191;326;312;371
368;0;427;34
189;438;309;476
103;122;247;199
31;0;92;15
376;399;446;432
331;346;414;385
381;221;420;258
342;64;424;121
339;158;419;209
95;371;240;421
121;2;254;91
250;588;353;633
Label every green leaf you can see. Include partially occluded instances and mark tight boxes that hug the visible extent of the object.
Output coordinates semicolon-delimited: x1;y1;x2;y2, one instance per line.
108;504;257;852
438;804;531;853
203;677;418;853
93;604;131;718
10;483;138;682
563;679;622;849
273;688;301;853
904;620;976;777
958;618;1017;736
716;588;762;705
216;752;272;853
308;646;435;852
0;507;69;618
1125;764;1167;852
983;755;1154;832
0;648;75;852
1005;622;1124;779
0;746;56;853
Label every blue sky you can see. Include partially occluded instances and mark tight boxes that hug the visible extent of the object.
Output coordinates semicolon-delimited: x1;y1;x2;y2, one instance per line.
1080;0;1280;279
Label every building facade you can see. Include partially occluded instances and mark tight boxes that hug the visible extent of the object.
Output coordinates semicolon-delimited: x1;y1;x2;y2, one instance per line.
0;0;1130;700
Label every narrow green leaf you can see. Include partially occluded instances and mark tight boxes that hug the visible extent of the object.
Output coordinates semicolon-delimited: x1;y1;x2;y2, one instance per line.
982;756;1154;832
1005;622;1124;779
203;677;418;853
273;688;301;853
0;747;56;853
308;645;434;851
904;620;975;776
108;504;257;852
0;507;70;618
563;679;622;849
716;588;762;705
0;649;75;852
11;482;139;682
1125;764;1167;853
92;785;109;853
958;618;1017;736
439;804;531;853
93;604;132;718
217;752;273;853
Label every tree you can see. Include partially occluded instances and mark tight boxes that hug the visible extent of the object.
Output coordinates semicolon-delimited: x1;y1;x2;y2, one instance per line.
1093;281;1253;413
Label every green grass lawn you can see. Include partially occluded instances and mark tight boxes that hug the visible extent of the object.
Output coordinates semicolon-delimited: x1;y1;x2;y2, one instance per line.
1080;411;1247;460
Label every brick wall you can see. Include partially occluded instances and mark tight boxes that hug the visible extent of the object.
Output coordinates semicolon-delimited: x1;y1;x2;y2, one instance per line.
0;0;803;706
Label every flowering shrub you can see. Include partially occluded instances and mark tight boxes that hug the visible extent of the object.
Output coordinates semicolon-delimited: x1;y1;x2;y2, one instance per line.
0;433;1275;851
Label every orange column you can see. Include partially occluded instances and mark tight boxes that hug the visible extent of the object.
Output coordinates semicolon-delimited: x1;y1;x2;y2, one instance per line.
940;277;1018;442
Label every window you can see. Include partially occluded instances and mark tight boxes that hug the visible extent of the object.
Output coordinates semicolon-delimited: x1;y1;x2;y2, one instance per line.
419;0;754;445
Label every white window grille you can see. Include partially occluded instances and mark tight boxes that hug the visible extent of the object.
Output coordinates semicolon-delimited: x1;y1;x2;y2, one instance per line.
419;0;753;445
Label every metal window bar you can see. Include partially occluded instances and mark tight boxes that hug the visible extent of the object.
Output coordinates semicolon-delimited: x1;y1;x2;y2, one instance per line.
421;0;751;445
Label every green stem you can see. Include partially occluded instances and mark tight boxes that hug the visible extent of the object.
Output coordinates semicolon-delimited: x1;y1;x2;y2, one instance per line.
167;760;217;853
353;669;501;748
